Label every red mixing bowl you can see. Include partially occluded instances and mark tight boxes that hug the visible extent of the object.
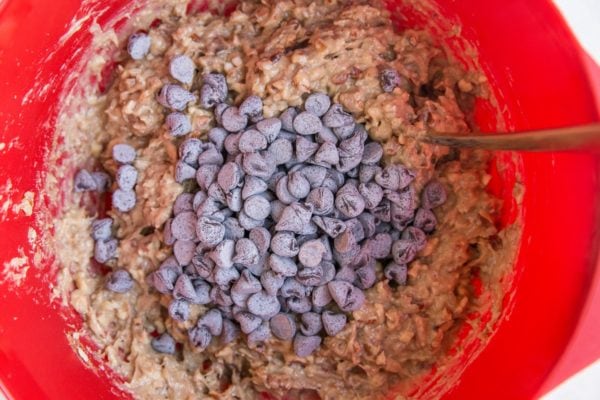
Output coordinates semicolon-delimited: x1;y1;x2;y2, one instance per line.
0;0;599;399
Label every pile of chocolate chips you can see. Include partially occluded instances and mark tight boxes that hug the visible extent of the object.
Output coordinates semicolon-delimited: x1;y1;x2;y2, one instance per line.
75;33;447;358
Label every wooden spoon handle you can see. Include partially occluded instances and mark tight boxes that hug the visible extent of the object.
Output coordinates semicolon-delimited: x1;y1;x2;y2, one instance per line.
424;123;600;152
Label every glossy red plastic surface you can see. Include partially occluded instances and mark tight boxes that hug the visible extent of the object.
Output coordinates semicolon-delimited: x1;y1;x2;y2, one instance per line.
0;1;598;400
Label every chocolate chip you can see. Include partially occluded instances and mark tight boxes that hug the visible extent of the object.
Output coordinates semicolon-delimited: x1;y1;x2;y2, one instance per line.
322;311;347;336
327;280;365;312
127;32;151;60
151;333;176;354
173;240;196;265
232;269;262;295
319;237;334;262
221;319;240;344
358;182;384;210
193;279;211;304
355;265;376;289
339;129;366;157
414;208;437;233
293;334;321;357
361;142;383;164
280;278;309;298
213;266;240;287
280;107;298;132
300;312;322;336
196;216;225;246
380;68;402;92
421;180;447;209
239;129;268;153
239;95;263;118
169;54;195;85
305;187;334;216
333;241;361;268
234;311;262;334
333;123;355;140
335;266;356;283
287;296;312;314
275;202;313;234
214;103;229;125
270;199;286;222
243;195;271;220
304;93;331;117
384;262;407;285
241;175;267;200
210;286;233;307
197;144;224;166
322;103;354;128
247;228;270;257
375;165;415;191
198;309;223;336
208;239;235;268
247;321;271;346
188;324;211;349
232;238;260;267
314;142;339;165
238;210;263;230
299;165;327;188
298;240;326;268
372;199;391;222
242;152;276;180
173;193;193;216
91;218;113;241
293;111;322;135
246;291;280;319
106;269;133;293
296;265;323;287
231;289;250;308
221;106;248;132
270;313;296;341
268;138;294;166
312;285;332;307
208;127;228;151
335;183;365;218
171;211;197;241
92;172;110;193
200;73;227;108
112;143;136;164
391;239;418;264
223;132;241;155
275;175;298;205
173;273;197;302
94;239;118;264
191;253;214;280
268;254;298;277
357;212;377;238
259;270;283;296
74;169;97;192
175;161;197;183
215;161;242;192
295;136;319;162
179;138;204;167
311;216;345;238
359;164;381;183
316;125;338;144
195;197;221;217
157;84;196;111
169;299;190;322
257;117;282;143
164;112;192;138
283;173;311;202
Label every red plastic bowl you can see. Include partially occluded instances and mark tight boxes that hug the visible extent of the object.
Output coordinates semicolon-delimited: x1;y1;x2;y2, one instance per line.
0;1;598;399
